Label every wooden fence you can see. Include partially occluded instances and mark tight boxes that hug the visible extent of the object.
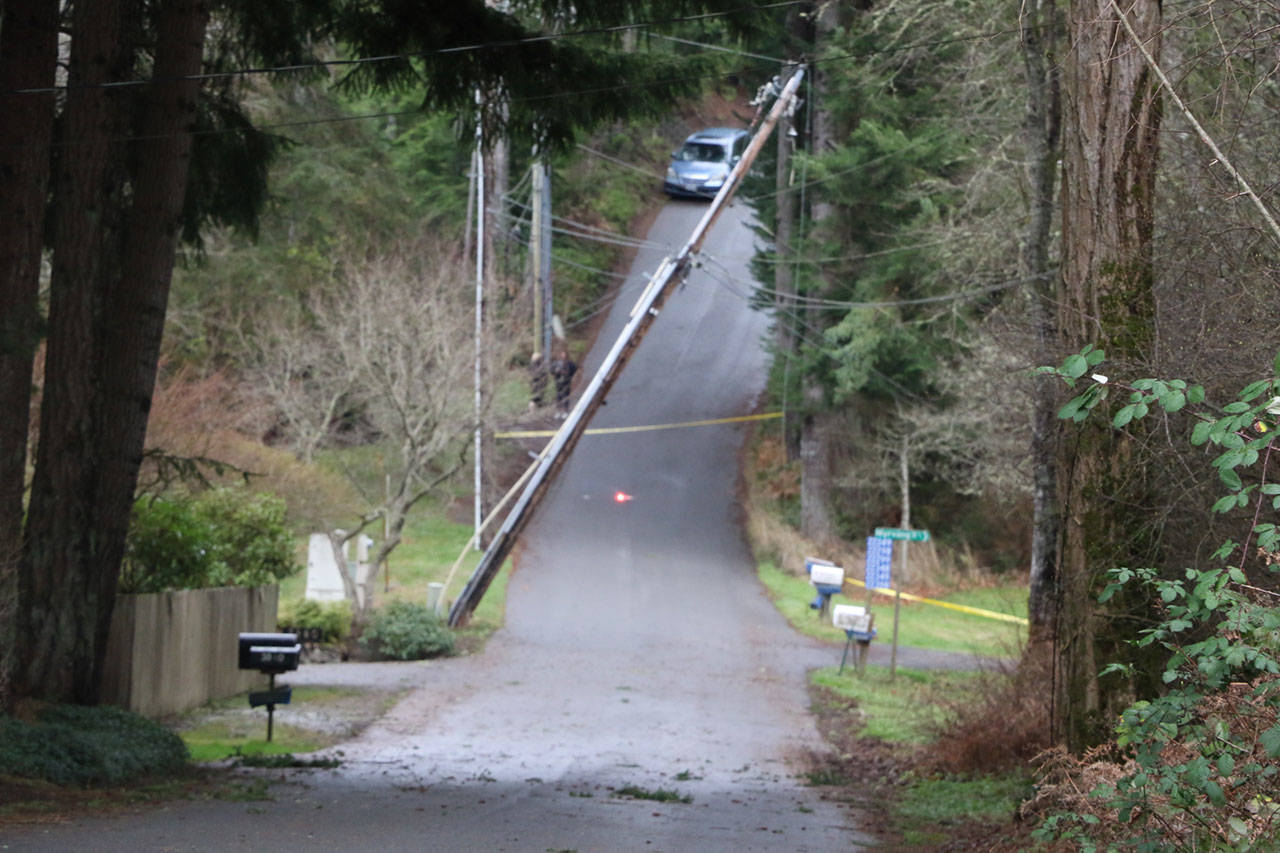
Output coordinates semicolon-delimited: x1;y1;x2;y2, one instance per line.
101;586;278;717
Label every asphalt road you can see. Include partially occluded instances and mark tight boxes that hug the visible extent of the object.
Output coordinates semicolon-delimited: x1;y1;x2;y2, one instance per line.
3;199;876;851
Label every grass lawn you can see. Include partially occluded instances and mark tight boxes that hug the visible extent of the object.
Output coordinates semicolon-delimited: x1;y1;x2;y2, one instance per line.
811;665;984;743
759;560;1025;658
173;686;399;761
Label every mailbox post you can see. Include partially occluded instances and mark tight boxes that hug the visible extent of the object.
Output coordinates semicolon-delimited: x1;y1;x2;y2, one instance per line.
237;632;301;742
832;605;876;675
805;557;844;619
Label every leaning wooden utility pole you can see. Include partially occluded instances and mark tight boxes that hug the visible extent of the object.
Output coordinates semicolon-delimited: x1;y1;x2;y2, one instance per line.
449;69;805;627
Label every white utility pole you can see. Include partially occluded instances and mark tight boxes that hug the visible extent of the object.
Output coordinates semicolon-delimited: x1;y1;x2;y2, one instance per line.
473;94;485;549
531;158;545;355
539;161;553;356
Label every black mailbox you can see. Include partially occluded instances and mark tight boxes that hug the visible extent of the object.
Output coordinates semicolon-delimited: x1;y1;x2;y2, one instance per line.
238;632;301;674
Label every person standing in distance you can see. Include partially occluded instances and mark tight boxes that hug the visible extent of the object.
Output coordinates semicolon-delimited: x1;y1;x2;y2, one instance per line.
550;348;577;418
528;353;548;411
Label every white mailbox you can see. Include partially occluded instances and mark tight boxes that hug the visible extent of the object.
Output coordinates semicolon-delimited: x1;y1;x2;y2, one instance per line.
810;564;844;589
833;604;874;634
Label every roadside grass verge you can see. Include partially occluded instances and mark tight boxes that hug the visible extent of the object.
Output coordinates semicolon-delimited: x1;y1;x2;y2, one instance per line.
758;559;1025;658
809;664;1037;849
172;686;402;762
810;665;984;744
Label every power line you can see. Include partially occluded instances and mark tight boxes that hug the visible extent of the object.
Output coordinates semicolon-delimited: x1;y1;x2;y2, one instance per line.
2;24;1025;152
4;2;806;97
646;32;786;63
575;144;666;180
698;252;1052;310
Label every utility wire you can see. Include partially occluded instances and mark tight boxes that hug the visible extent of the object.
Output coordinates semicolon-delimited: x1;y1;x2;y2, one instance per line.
4;2;806;97
501;199;670;251
575;144;667;180
697;263;929;402
700;253;1052;309
646;32;787;63
2;25;1024;152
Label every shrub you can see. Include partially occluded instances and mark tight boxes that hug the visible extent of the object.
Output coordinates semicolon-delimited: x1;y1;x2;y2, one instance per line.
122;488;299;593
278;597;353;642
120;497;220;593
360;600;454;660
189;488;297;587
0;705;189;786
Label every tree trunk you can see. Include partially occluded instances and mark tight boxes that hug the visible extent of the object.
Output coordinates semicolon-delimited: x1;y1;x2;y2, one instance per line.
0;0;58;712
1021;0;1062;643
20;0;134;703
800;385;835;544
20;0;211;704
797;1;846;540
87;0;212;700
1054;0;1163;750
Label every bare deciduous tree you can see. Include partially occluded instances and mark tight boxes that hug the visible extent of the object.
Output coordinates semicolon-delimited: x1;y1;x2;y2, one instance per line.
248;241;513;617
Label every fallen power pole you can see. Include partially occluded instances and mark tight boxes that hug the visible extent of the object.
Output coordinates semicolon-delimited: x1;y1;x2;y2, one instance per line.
449;68;805;627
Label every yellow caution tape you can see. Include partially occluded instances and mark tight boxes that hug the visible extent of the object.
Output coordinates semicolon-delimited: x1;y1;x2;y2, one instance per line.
844;578;1030;626
495;410;783;439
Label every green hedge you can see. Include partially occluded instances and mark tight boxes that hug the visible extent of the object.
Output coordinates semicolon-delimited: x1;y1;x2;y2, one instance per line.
0;705;189;786
121;488;298;593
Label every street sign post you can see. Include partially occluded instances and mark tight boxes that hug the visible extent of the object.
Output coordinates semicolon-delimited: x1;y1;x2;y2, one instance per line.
873;527;930;542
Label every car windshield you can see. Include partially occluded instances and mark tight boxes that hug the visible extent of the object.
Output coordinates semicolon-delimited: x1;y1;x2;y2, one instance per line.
676;142;728;163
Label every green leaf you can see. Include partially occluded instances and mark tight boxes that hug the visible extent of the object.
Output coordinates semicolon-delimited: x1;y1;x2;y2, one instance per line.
1224;401;1251;414
1204;779;1226;807
1063;354;1089;379
1221;433;1245;450
1212;495;1237;514
1261;724;1280;757
1191;420;1212;445
1162;390;1186;413
1260;484;1280;495
1220;468;1243;490
1113;405;1135;428
1188;385;1205;404
1273;349;1280;376
1058;397;1083;421
1218;754;1236;776
1241;379;1272;401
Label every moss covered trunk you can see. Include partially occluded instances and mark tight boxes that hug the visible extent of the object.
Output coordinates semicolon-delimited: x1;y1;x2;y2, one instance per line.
1054;0;1164;750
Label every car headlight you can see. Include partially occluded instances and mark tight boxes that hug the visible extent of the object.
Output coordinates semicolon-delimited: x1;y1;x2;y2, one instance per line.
666;166;677;180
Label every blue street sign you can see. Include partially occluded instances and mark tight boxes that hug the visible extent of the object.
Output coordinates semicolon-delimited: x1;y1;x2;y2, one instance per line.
865;536;894;590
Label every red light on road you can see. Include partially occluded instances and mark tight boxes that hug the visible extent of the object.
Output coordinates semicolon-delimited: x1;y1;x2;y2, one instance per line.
614;491;633;503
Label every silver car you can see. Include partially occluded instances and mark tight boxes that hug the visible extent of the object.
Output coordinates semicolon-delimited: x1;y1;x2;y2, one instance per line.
663;127;749;199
